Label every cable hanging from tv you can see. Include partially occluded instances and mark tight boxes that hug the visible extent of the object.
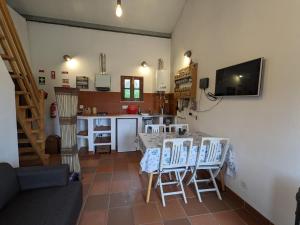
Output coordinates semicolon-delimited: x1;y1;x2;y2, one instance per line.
195;89;223;112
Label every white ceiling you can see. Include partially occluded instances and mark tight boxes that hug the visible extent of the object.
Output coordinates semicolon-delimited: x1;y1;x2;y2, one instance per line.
8;0;187;34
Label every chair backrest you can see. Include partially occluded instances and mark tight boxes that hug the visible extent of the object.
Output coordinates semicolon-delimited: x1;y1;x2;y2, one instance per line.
196;137;230;167
145;124;166;133
168;124;189;133
159;138;193;170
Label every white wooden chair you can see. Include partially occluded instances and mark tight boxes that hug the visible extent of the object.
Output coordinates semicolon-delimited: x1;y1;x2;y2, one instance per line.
168;124;189;133
155;138;193;207
145;124;166;133
187;137;230;202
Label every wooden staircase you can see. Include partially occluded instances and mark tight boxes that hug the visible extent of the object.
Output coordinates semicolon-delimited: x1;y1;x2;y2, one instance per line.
0;0;48;166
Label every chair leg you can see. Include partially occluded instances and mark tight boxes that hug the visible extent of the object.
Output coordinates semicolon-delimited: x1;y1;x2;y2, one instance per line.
193;176;202;202
159;175;166;207
187;167;196;185
168;172;173;180
155;173;161;189
177;171;187;204
209;169;222;200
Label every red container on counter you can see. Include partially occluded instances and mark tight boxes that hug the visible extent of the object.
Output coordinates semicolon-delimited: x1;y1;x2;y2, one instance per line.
127;105;138;114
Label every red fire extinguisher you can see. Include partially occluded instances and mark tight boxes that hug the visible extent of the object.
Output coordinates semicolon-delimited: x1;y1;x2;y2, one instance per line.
50;102;57;118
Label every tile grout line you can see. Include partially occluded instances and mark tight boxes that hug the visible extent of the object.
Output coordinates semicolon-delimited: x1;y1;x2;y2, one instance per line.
106;156;117;225
77;166;98;225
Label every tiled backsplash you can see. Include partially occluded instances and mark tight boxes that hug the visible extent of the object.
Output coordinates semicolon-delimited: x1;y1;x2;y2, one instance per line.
78;91;176;115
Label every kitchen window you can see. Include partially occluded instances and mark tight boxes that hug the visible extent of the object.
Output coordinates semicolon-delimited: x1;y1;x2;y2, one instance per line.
121;76;144;101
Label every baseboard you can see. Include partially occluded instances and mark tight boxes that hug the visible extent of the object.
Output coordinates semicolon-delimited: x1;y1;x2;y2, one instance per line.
217;179;274;225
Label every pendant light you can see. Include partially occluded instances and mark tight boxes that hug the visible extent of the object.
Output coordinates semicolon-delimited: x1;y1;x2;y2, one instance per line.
116;0;123;17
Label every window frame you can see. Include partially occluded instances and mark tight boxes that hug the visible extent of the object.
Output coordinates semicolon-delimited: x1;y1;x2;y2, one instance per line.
121;76;144;101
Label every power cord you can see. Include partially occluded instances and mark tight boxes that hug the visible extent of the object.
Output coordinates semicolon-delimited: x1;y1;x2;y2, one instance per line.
204;89;218;101
195;89;223;112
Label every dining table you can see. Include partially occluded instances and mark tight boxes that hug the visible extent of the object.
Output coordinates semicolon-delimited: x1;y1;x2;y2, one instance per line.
138;131;234;203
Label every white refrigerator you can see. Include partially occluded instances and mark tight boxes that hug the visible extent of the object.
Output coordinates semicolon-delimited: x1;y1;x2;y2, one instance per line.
116;118;138;152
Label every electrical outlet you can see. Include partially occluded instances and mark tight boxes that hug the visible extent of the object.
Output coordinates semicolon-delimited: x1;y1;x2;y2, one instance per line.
122;105;128;109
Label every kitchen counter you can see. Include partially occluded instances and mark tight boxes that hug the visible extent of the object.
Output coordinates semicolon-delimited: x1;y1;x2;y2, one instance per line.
77;114;177;152
77;114;175;118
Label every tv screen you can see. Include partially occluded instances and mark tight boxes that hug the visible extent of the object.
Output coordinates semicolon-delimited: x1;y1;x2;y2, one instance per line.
215;58;264;96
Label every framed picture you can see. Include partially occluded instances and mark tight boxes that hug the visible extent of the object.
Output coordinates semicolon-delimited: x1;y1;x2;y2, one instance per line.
38;76;45;85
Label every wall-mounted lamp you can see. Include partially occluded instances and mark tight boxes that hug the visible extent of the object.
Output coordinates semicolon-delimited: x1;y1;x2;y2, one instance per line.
116;0;123;17
141;61;148;67
184;50;192;65
184;50;192;59
63;54;77;69
63;55;72;61
139;61;150;75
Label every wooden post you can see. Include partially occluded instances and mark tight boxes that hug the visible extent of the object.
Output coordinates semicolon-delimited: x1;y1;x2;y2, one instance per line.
38;90;45;151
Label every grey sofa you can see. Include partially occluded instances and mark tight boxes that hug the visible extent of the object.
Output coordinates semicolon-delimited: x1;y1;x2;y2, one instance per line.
0;162;82;225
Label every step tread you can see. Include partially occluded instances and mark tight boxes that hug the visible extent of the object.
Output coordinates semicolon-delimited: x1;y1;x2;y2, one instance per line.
15;91;28;95
18;129;39;134
26;117;40;122
19;147;34;153
18;139;30;144
18;105;36;109
1;54;14;60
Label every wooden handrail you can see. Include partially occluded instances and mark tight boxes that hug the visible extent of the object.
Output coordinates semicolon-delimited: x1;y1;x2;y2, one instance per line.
0;0;41;123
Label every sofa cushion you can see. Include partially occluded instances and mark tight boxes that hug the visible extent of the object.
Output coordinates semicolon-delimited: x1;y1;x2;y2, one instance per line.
0;182;82;225
0;163;19;210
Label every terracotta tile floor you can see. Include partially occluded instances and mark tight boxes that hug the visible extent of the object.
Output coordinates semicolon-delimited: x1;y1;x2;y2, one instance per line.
78;151;260;225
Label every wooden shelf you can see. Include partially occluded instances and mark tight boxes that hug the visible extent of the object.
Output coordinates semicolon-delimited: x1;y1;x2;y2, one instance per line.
94;136;111;145
77;130;88;136
174;63;198;99
94;126;111;131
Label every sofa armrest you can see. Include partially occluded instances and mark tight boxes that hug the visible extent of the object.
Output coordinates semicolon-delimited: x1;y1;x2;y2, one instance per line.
16;164;69;191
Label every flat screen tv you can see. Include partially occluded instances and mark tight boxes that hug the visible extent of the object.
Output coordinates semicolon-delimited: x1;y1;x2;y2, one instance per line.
215;58;264;96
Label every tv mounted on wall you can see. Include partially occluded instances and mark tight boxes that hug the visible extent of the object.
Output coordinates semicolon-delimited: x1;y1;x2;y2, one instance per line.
215;58;264;96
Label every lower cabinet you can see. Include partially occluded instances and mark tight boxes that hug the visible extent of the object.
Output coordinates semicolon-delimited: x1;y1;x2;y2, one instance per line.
116;118;138;152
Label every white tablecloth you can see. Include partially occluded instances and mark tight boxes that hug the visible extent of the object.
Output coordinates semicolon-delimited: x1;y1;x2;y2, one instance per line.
138;131;236;176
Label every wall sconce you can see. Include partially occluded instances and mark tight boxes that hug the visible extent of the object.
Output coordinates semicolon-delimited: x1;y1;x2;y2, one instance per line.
141;61;148;67
63;54;72;61
116;0;123;17
139;61;150;75
63;54;77;69
184;50;192;65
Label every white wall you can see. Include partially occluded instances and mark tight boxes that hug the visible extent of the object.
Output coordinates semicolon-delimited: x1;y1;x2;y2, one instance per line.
171;0;300;224
8;6;31;63
27;22;171;135
0;58;19;167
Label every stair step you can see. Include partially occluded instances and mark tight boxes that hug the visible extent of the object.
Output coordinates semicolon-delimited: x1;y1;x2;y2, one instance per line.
18;105;36;109
1;54;14;60
15;91;28;95
18;129;39;134
19;147;34;154
17;129;24;133
11;74;23;80
26;118;40;122
20;154;40;161
18;139;30;144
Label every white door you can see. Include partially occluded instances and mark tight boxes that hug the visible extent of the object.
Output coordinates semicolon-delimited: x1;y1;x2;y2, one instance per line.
117;118;137;152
